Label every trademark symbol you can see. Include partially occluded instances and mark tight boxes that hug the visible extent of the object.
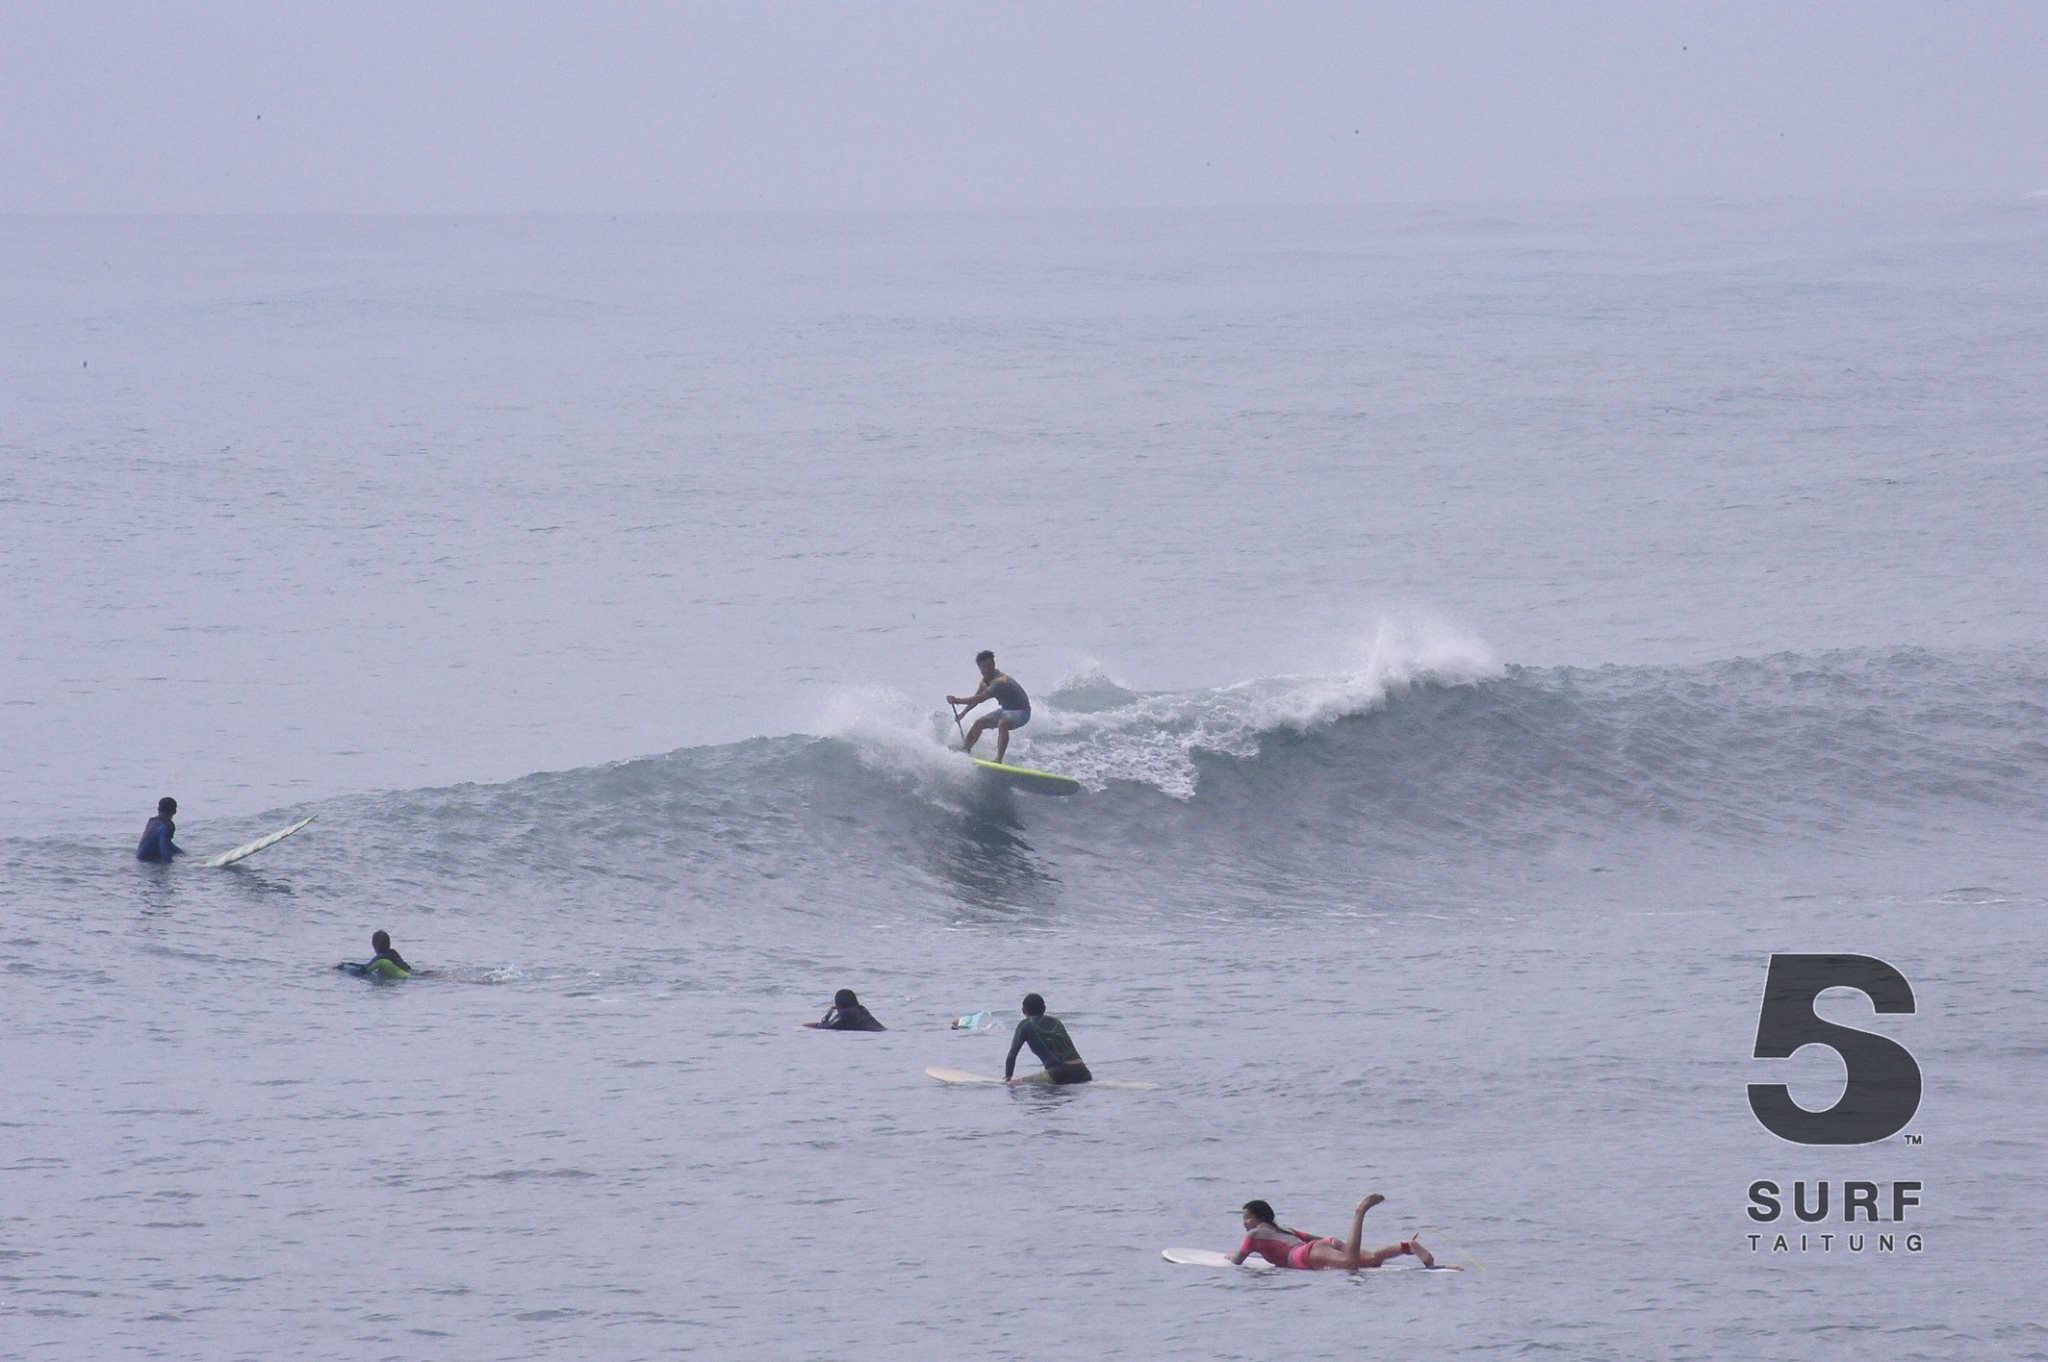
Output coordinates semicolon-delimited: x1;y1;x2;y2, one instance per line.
1903;1133;1923;1146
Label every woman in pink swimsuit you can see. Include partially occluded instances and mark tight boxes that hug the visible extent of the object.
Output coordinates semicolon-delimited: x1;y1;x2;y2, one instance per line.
1229;1194;1438;1270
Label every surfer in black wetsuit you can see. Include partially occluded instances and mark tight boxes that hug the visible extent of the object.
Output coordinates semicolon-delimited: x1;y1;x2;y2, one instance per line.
135;796;182;862
336;930;413;980
948;649;1031;764
817;988;886;1031
1004;992;1092;1085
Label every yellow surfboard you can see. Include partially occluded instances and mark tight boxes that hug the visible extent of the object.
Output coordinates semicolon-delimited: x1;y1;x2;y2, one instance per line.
969;758;1081;796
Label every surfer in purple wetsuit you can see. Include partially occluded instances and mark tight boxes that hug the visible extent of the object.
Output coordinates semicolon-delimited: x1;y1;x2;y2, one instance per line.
135;796;182;862
948;650;1030;765
1229;1195;1440;1270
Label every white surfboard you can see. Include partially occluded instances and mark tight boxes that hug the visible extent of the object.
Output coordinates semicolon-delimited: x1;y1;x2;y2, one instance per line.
205;815;316;868
924;1065;1158;1091
1163;1247;1248;1268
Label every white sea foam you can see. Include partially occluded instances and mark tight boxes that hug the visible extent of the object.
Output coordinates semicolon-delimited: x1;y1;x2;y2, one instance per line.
1021;617;1502;798
814;684;978;793
1243;615;1504;734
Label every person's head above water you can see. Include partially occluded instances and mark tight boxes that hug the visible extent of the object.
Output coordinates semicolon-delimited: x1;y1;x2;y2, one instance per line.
1021;992;1046;1017
157;796;177;817
834;988;859;1009
975;649;996;678
371;930;392;952
1242;1200;1278;1229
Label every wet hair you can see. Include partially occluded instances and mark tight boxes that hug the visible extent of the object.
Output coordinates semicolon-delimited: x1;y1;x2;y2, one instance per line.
1243;1200;1278;1227
371;930;391;951
834;989;858;1009
1022;992;1046;1016
975;649;995;665
157;796;177;816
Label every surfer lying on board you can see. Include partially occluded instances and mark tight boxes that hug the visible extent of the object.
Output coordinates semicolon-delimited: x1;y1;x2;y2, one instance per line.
1231;1195;1438;1270
816;988;886;1031
336;930;413;980
947;649;1029;764
135;796;182;862
1004;992;1092;1085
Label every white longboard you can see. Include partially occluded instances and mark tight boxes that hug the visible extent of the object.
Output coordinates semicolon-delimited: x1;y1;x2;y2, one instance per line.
1163;1248;1252;1268
924;1065;1158;1091
205;816;316;868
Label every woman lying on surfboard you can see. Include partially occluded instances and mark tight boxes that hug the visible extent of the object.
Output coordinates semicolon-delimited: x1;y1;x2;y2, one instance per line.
1230;1194;1439;1270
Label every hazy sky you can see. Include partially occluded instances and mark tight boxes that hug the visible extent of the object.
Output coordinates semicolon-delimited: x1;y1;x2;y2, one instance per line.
5;1;2044;212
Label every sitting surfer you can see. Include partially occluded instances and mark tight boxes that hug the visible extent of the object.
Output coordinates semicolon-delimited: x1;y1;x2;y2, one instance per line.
816;988;886;1031
1230;1195;1439;1270
947;649;1030;764
135;796;183;862
336;930;413;980
1003;992;1091;1085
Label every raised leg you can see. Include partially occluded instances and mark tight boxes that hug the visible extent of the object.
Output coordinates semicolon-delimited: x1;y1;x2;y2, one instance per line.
1344;1193;1386;1267
1302;1193;1388;1269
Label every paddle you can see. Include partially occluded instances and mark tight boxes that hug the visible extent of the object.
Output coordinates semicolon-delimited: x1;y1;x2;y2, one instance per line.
949;700;969;751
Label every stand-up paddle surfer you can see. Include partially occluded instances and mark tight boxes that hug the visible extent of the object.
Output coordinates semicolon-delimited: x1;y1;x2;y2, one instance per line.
948;650;1030;764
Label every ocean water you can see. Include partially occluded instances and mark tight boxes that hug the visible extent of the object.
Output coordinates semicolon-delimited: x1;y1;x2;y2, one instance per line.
3;202;2044;1360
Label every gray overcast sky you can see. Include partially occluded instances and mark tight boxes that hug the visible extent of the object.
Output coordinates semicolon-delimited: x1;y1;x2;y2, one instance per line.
4;1;2044;212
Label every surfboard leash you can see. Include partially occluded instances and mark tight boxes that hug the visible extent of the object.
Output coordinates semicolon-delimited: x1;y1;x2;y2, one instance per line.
1412;1225;1484;1273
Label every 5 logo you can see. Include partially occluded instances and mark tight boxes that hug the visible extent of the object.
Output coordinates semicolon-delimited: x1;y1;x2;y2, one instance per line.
1748;954;1921;1145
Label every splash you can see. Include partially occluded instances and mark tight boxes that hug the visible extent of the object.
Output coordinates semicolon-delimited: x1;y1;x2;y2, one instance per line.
1034;617;1504;798
812;684;977;793
1245;616;1504;734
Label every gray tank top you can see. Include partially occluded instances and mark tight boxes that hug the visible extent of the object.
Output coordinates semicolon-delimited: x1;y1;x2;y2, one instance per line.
989;674;1029;713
